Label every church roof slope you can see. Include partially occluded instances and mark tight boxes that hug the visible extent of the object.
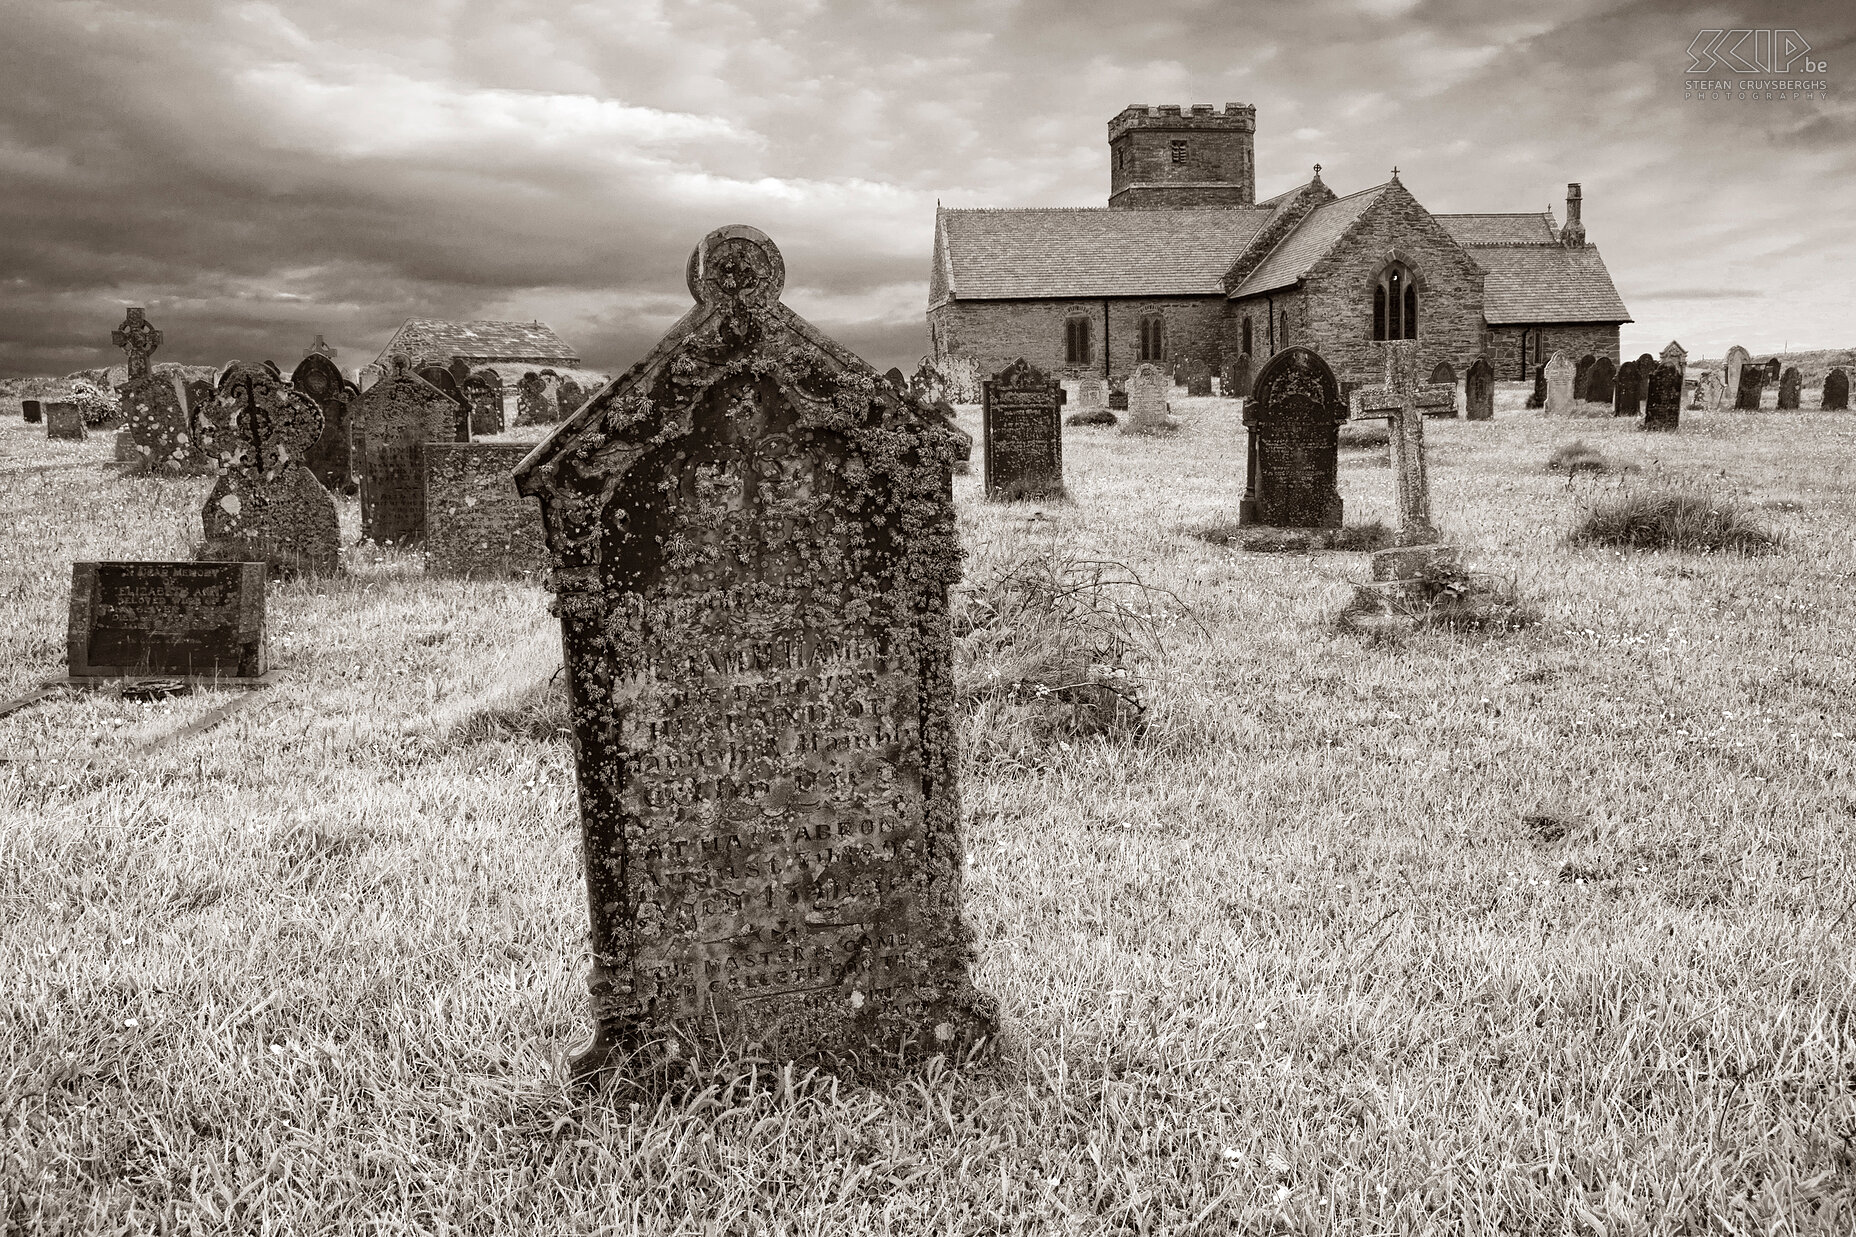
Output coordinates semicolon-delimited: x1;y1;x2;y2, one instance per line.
378;318;580;365
937;207;1271;298
1228;185;1389;298
1477;245;1632;323
1436;212;1559;246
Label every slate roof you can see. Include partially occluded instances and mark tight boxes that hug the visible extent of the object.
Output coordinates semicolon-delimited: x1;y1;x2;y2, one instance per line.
1475;244;1632;323
1228;185;1389;298
1435;212;1559;246
937;207;1271;298
377;318;580;366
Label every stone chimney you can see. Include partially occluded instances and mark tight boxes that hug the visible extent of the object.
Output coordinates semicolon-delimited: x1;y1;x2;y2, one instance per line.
1561;182;1586;248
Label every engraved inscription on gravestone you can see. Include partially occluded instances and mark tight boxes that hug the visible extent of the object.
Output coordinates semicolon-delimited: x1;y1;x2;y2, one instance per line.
513;224;994;1073
68;560;266;679
356;355;463;545
417;365;473;441
982;358;1065;501
1239;346;1345;530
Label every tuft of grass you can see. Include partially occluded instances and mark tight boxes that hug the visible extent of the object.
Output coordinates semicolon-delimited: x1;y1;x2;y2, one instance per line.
1338;558;1541;643
1546;438;1629;475
1064;408;1118;428
1569;483;1784;555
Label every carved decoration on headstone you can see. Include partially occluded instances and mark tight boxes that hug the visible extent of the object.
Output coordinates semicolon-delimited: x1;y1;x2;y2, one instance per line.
1239;345;1345;530
68;561;268;680
1123;362;1173;434
1660;341;1687;373
982;358;1065;501
195;360;340;575
1353;341;1454;549
355;354;462;545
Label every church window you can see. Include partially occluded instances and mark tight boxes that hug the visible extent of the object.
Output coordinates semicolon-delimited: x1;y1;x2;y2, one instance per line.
1170;140;1187;165
1138;315;1166;362
1241;315;1252;357
1064;316;1092;366
1372;263;1419;341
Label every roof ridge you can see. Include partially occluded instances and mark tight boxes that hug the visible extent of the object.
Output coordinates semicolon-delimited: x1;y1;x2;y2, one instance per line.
1434;211;1555;218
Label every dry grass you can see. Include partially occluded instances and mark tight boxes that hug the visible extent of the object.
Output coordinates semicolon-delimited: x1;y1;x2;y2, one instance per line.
4;386;1856;1232
1569;482;1784;555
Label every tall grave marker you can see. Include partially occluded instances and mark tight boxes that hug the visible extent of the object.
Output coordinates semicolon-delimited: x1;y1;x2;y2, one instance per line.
1544;352;1575;415
1238;346;1345;530
1723;346;1750;402
1613;361;1641;417
113;309;203;474
292;350;355;494
1464;356;1494;421
196;361;340;575
982;359;1065;500
513;225;995;1073
1734;362;1764;410
1588;356;1616;405
356;355;465;545
1353;341;1454;550
1643;362;1682;432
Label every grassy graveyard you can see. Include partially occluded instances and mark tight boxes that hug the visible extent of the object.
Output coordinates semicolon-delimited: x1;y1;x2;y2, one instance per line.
3;388;1855;1233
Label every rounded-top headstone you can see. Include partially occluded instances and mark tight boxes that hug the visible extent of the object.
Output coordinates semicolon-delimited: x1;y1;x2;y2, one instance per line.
1823;368;1850;411
685;224;785;307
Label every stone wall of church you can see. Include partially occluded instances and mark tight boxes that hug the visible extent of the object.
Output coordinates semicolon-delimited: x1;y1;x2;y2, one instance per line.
929;296;1225;386
1486;324;1621;381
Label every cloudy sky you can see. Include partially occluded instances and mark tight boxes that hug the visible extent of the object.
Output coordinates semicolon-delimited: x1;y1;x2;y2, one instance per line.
2;0;1850;379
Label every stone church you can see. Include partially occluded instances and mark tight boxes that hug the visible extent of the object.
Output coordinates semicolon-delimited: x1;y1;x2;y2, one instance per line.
928;104;1631;389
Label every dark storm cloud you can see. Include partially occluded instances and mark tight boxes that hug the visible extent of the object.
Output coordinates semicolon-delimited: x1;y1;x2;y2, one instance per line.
0;0;1851;379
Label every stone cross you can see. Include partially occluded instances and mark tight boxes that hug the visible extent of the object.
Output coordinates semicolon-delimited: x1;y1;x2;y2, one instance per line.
111;308;163;382
1352;341;1452;546
309;334;337;359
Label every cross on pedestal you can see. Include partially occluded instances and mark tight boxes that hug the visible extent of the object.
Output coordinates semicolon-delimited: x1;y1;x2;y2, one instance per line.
111;308;164;382
1352;341;1453;547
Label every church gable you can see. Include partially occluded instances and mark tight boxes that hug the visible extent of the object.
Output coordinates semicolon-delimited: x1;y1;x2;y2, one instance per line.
1219;173;1339;294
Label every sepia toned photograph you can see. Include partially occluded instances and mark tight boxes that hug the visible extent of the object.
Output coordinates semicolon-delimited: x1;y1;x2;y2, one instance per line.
2;1;1853;1231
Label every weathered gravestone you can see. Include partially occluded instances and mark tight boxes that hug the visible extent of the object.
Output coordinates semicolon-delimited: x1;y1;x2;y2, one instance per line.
110;308;162;384
1238;346;1345;530
1354;342;1453;550
463;368;506;436
1734;362;1764;410
1526;366;1546;410
1572;354;1595;401
1588;356;1616;406
982;358;1065;500
292;351;355;494
1427;362;1458;417
1764;358;1782;385
511;224;995;1073
1066;375;1115;426
515;372;550;425
195;361;340;575
356;355;462;545
1544;352;1575;415
22;399;42;423
1722;346;1751;402
45;401;86;440
1644;362;1682;432
1634;354;1655;404
1691;370;1724;411
68;560;267;681
1108;379;1128;411
555;376;586;421
111;309;204;475
1613;361;1641;417
1823;368;1850;411
884;367;907;391
1464;356;1494;421
424;443;548;579
1123;362;1174;434
308;334;336;359
907;358;944;405
1182;359;1213;397
416;365;473;441
1226;352;1253;400
1776;366;1802;409
1661;341;1687;373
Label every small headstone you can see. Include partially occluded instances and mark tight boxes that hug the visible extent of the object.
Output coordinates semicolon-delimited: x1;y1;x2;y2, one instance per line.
1544;352;1575;415
1722;346;1751;401
416;365;473;441
1123;363;1173;434
1228;352;1253;400
1182;359;1212;397
463;369;506;435
1572;354;1595;401
1076;375;1106;411
1464;356;1494;421
1734;363;1764;410
67;561;267;680
1425;361;1458;417
356;355;463;545
511;224;994;1073
1526;365;1546;410
424;444;548;578
1776;366;1802;410
1613;361;1641;417
982;358;1065;500
555;376;586;421
45;401;86;440
1660;341;1687;373
292;352;355;493
119;373;205;474
195;360;341;575
1238;346;1345;530
1108;381;1128;411
1692;370;1724;411
515;372;550;425
1643;362;1682;432
1764;358;1782;385
1823;368;1850;411
22;399;42;423
1587;356;1616;405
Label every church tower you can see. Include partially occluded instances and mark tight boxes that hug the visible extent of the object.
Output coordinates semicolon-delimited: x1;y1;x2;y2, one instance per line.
1108;104;1256;210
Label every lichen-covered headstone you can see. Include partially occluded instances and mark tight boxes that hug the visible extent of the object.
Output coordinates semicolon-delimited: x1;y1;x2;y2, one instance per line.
463;369;506;435
120;374;206;474
45;401;86;440
982;358;1065;501
196;360;340;575
1465;356;1494;421
1076;376;1106;411
1644;362;1682;432
424;443;547;579
1123;362;1172;434
1239;345;1345;530
512;224;994;1075
355;355;461;545
1544;352;1575;415
1613;361;1641;417
1823;368;1850;411
1587;356;1616;406
292;352;355;494
1734;362;1764;410
555;376;586;421
416;365;472;441
1775;367;1801;410
884;367;907;391
515;372;549;425
1691;370;1724;410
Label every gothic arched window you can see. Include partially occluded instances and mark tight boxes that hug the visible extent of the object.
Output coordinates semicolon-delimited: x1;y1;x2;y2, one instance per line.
1138;314;1166;362
1064;316;1092;366
1371;263;1419;341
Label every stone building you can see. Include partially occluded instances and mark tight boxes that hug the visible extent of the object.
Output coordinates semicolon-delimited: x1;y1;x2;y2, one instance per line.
929;104;1631;388
361;318;581;389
